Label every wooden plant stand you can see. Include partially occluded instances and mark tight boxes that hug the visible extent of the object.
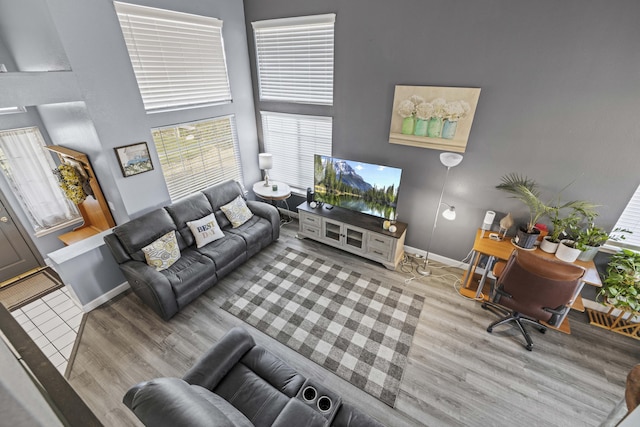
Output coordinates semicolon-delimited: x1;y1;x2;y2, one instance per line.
587;307;640;340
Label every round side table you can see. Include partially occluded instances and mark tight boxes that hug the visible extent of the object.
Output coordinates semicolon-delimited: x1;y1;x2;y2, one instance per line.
252;181;292;223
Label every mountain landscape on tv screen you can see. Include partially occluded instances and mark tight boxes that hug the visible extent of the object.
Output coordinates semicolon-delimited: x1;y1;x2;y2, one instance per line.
314;155;401;220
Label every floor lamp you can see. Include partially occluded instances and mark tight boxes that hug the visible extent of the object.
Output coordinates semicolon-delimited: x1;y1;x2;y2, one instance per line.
418;152;464;276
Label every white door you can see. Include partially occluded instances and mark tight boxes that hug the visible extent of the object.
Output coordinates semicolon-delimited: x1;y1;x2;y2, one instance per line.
0;199;40;282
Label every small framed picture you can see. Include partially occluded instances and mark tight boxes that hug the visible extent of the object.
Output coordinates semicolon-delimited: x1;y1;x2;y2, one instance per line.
114;142;154;177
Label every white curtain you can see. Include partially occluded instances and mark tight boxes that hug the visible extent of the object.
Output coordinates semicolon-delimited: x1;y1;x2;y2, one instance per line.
0;127;79;231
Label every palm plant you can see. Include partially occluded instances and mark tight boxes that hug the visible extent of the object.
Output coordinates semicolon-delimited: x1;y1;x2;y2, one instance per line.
496;173;551;233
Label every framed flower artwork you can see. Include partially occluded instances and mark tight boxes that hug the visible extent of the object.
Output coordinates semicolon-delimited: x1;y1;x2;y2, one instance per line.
389;85;481;153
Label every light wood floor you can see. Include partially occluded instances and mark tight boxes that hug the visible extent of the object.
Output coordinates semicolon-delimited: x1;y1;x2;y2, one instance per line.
68;222;639;426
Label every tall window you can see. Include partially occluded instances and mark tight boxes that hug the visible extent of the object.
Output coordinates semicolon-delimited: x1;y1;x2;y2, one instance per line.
0;127;80;234
152;116;243;200
261;112;332;191
114;2;232;112
253;14;335;105
610;183;640;250
253;14;335;190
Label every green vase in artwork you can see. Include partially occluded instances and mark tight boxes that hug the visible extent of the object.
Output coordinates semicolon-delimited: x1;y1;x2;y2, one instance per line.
427;117;443;138
401;117;415;135
414;119;428;136
442;120;458;139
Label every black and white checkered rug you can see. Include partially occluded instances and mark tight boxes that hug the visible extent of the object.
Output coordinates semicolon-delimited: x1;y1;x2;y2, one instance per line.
221;247;424;407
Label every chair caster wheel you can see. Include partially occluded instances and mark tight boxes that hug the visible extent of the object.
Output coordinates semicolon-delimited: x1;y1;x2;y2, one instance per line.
525;344;533;351
487;326;493;333
538;328;546;334
481;303;488;309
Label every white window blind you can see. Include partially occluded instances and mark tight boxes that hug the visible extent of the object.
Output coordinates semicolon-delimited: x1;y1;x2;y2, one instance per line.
114;2;232;112
253;14;335;105
152;116;243;201
261;111;332;190
0;127;80;233
610;183;640;249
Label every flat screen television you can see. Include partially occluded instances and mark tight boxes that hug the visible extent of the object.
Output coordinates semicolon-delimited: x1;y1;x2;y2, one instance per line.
313;155;402;220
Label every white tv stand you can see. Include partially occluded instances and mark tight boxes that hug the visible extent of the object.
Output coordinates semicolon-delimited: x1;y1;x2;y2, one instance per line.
297;202;407;270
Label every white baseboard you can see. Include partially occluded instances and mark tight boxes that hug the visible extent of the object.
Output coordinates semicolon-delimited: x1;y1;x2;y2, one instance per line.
403;244;472;271
81;281;130;312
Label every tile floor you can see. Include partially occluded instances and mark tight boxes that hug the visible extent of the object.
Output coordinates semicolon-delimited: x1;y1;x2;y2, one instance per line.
11;286;83;375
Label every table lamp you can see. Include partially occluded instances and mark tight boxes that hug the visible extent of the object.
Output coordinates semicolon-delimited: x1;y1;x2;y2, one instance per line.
259;153;273;187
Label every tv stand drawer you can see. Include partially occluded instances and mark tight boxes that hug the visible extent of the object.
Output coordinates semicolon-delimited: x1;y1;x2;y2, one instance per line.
368;234;393;251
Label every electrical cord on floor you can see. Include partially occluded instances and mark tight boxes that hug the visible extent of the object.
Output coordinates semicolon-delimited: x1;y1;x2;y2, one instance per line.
399;251;473;285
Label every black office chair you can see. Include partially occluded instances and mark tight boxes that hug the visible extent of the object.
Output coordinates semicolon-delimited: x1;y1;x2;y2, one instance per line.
482;250;585;351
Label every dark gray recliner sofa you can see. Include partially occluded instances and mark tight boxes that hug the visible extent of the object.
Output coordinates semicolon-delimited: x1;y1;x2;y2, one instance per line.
104;180;279;320
123;327;385;427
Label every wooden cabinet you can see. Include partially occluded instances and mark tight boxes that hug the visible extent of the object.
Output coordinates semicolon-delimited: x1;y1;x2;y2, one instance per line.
46;146;115;245
297;203;407;270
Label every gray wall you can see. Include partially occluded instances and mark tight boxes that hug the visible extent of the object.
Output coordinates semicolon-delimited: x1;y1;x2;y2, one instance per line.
1;0;639;268
0;0;260;268
243;0;640;261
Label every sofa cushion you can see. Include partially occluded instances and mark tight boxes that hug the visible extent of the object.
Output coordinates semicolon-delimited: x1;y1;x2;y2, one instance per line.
226;216;274;258
160;247;217;308
202;180;244;211
142;230;181;271
165;192;214;247
114;208;177;262
214;362;293;427
221;196;254;228
195;234;247;276
188;213;225;248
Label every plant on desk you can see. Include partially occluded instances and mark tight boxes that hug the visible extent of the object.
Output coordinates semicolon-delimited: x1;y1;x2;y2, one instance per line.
574;222;631;262
496;173;551;249
540;202;599;254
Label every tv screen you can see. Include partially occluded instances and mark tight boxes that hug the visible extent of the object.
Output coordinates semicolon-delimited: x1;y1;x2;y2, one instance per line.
313;155;402;220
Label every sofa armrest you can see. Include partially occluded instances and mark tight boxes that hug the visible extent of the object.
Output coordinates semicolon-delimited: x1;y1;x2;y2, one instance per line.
104;232;131;264
183;327;256;390
119;260;179;321
246;200;280;241
123;378;241;427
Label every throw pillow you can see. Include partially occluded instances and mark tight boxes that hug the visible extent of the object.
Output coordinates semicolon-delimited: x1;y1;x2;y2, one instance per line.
142;230;180;271
220;195;254;228
187;213;225;248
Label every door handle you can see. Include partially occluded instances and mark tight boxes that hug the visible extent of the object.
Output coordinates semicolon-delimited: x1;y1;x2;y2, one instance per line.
0;217;7;222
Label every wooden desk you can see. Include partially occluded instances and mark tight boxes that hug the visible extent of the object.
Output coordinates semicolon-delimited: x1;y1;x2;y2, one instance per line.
462;229;602;333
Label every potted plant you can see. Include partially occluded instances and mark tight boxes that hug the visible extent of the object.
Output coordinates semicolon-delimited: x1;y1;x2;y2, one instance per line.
496;173;551;249
598;249;640;315
540;208;580;253
575;222;632;261
540;201;599;254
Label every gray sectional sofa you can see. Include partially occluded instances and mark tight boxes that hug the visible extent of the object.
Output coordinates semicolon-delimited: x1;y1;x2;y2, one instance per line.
104;180;279;320
124;327;385;427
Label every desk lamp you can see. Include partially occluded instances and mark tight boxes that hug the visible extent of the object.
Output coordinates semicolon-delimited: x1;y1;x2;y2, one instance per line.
418;152;463;276
258;153;273;187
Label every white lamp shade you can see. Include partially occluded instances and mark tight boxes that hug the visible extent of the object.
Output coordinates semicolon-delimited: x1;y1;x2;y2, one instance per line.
440;152;463;168
442;206;456;221
258;153;273;170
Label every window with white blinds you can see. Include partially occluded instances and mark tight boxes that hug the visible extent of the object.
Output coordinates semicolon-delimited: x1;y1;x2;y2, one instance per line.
610;183;640;249
253;14;335;105
261;112;332;190
152;116;243;201
114;2;232;112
